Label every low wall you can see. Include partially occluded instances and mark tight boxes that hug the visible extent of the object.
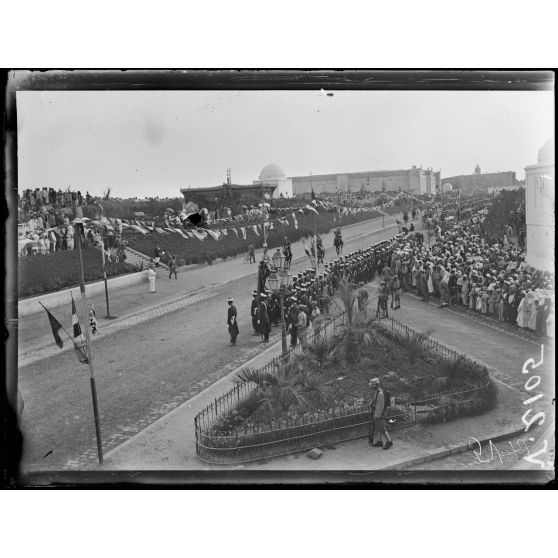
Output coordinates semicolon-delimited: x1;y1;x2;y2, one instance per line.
18;270;148;317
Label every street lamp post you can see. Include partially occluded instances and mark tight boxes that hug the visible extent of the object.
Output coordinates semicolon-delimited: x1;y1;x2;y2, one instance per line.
268;251;292;357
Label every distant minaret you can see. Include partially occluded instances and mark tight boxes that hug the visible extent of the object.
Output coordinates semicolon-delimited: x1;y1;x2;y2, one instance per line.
474;163;481;175
226;168;231;184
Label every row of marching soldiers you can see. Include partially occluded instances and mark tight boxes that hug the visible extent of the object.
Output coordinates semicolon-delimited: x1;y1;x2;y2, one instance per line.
249;233;407;347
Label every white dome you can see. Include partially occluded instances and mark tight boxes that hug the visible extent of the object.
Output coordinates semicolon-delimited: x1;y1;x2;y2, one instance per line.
258;163;286;182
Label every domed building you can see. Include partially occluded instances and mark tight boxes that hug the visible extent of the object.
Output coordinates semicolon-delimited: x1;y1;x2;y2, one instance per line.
258;163;287;182
525;137;554;271
253;163;293;198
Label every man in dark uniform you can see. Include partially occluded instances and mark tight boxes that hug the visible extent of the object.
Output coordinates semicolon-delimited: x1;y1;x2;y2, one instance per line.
258;293;271;343
250;290;259;335
227;298;239;346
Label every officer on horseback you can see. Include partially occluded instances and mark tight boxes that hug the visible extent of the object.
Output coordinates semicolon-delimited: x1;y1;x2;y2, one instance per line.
334;228;343;255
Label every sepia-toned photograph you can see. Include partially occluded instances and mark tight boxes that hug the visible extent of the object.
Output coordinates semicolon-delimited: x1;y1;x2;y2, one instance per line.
4;70;555;486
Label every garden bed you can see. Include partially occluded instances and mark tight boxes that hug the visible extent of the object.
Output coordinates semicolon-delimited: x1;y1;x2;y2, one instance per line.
195;308;497;464
18;248;139;298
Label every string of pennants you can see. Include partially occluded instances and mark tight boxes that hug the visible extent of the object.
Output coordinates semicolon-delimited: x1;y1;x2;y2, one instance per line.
104;200;395;242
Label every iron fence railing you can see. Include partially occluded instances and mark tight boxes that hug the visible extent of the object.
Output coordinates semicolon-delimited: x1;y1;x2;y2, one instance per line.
194;313;492;464
194;310;349;435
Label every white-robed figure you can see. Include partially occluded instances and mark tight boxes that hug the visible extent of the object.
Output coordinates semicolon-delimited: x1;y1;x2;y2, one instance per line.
148;265;156;293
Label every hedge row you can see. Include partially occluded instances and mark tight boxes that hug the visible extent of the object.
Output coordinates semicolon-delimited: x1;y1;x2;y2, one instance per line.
18;249;139;299
125;209;383;265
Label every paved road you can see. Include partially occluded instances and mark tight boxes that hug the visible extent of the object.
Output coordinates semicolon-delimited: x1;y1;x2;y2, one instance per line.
18;215;395;359
18;217;400;471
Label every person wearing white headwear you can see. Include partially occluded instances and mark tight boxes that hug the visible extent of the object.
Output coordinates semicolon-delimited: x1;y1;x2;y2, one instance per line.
516;291;529;328
147;261;156;293
227;298;239;346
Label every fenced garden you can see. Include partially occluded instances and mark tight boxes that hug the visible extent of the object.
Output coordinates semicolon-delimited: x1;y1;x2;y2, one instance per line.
194;288;497;465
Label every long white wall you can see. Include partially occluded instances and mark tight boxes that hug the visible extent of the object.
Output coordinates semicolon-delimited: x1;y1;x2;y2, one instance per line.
525;161;554;272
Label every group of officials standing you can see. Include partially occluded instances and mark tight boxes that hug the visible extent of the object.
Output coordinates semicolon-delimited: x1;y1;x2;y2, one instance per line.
226;232;410;346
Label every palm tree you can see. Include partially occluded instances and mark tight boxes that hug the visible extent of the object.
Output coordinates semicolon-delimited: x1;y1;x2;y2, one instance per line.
332;279;385;364
233;362;333;418
299;336;338;374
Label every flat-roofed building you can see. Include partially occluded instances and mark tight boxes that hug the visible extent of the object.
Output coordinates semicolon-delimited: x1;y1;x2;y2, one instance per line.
290;166;440;195
180;183;275;211
442;166;517;193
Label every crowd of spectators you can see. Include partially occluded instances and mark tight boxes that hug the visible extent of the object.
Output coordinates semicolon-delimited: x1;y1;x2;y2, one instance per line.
18;188;98;221
381;197;554;338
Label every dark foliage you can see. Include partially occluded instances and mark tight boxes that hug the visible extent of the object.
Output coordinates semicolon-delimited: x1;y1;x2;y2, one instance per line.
18;249;138;298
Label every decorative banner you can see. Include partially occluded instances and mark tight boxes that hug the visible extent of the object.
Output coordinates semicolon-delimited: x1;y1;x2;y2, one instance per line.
191;230;206;241
154;227;169;234
165;228;177;233
207;229;220;241
297;208;304;214
129;224;149;234
291;212;298;229
185;231;195;238
174;228;189;239
252;225;259;235
232;228;239;237
221;229;228;236
305;204;319;215
240;227;247;240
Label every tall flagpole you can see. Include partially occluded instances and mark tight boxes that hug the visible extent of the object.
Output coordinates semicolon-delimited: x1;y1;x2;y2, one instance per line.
75;217;103;464
99;218;117;319
310;171;317;272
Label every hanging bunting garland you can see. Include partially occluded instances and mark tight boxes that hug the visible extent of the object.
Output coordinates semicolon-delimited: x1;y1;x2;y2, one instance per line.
232;228;239;237
240;227;247;240
207;229;220;241
252;225;259;235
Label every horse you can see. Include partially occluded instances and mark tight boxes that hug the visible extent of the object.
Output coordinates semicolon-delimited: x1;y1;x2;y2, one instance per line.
282;243;292;269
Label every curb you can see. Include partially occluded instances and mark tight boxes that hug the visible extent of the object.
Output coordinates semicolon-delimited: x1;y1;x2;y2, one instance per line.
379;427;527;470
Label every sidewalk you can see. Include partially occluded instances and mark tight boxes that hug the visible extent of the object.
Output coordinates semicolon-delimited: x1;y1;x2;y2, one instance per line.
18;215;397;355
94;277;553;472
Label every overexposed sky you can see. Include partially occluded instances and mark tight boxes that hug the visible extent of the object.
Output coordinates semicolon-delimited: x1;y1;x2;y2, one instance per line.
17;89;554;198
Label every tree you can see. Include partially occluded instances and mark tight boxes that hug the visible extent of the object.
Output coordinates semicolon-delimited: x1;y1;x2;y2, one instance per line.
233;362;332;417
332;279;385;364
